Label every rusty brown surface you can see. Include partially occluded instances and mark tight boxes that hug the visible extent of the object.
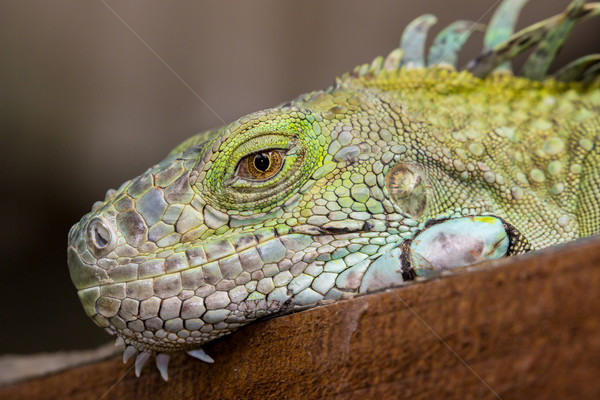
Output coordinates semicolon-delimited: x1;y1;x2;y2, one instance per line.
2;237;599;400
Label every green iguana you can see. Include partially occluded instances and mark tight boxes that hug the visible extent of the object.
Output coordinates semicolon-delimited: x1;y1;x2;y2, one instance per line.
67;0;600;381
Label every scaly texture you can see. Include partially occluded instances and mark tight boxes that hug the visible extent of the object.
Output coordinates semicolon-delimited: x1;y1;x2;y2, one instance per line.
67;0;600;380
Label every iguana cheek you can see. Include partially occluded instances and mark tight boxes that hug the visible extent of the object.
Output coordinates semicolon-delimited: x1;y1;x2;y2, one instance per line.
407;216;510;277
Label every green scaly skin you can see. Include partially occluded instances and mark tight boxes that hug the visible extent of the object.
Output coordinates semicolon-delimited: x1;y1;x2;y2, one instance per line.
67;0;599;379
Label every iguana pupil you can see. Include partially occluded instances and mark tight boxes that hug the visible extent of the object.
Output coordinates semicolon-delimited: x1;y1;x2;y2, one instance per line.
253;153;270;172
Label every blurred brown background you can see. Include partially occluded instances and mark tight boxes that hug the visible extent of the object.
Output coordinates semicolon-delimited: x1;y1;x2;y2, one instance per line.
0;0;598;354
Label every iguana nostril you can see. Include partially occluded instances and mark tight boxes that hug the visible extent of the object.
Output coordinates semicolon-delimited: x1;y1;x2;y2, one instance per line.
86;218;114;255
93;224;109;248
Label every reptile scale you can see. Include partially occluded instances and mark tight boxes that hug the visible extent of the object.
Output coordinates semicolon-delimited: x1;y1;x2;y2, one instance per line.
67;0;600;381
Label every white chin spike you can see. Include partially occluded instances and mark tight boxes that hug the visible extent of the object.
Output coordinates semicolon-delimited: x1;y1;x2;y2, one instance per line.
134;352;151;377
123;345;137;364
114;336;125;347
187;348;215;363
155;353;170;381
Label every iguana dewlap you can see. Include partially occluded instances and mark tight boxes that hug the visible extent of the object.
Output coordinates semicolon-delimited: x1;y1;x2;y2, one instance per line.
67;0;600;381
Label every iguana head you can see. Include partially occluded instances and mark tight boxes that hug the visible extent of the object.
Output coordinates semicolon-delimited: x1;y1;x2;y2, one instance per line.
67;87;434;354
65;71;557;356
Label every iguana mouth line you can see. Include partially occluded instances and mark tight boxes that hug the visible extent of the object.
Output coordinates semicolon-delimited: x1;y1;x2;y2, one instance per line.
290;221;374;236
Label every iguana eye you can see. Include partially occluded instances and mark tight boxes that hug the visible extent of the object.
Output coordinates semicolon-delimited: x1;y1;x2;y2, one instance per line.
202;113;323;210
237;150;285;181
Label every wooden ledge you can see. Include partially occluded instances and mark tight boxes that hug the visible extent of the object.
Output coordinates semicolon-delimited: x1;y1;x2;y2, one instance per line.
2;237;600;399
